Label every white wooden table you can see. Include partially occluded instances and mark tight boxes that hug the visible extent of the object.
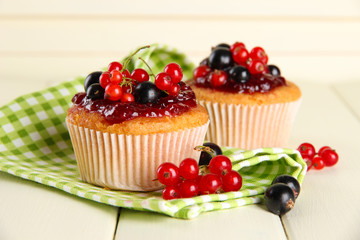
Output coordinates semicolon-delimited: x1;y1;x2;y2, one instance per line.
1;81;360;240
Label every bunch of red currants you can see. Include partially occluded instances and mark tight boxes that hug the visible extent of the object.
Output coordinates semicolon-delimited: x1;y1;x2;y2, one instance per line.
156;155;242;200
193;42;281;88
84;45;184;104
297;143;339;170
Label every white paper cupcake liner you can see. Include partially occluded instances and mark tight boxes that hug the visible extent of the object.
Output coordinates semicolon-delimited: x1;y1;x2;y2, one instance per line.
66;119;209;191
199;99;301;149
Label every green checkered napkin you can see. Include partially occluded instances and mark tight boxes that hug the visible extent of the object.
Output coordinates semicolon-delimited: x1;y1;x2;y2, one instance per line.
0;44;306;219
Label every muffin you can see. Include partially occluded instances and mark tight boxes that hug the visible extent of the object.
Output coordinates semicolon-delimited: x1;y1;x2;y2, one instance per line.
66;53;209;191
188;42;301;149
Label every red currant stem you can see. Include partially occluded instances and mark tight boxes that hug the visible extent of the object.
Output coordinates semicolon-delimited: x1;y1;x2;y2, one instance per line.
120;77;135;86
121;45;150;72
199;165;210;175
119;77;136;93
138;57;155;79
194;145;215;157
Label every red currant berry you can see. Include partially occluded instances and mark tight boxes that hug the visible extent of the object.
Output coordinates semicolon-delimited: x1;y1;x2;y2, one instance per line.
222;170;242;192
110;70;123;84
168;84;180;96
232;46;249;65
104;84;123;101
209;155;232;176
155;72;172;90
99;71;111;89
131;68;149;83
250;47;268;64
108;61;123;72
122;69;131;79
120;93;135;103
297;143;316;160
199;173;222;194
162;186;181;200
193;66;211;81
312;156;325;170
179;158;199;180
156;162;180;186
209;70;227;87
179;179;199;198
230;42;246;53
247;59;266;74
194;175;202;185
164;63;183;84
318;146;332;156
321;149;339;167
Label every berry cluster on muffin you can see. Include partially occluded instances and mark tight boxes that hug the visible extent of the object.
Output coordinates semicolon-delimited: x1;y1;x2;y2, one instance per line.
84;46;183;104
67;46;209;191
189;42;302;149
193;42;285;94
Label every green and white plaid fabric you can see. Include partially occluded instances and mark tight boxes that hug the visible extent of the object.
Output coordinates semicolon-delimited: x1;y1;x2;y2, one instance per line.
0;44;306;219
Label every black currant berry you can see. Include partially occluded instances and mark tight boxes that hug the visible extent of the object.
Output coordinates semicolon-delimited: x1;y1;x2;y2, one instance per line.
215;43;230;49
229;66;251;83
272;175;300;199
208;48;234;70
268;65;281;76
264;183;295;215
86;83;105;100
199;142;223;166
133;81;161;104
159;89;169;98
84;71;102;91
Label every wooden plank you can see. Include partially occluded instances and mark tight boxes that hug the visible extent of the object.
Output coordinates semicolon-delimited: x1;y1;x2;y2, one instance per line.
0;172;118;240
284;82;360;239
0;0;359;17
333;81;360;120
1;19;360;54
115;206;286;240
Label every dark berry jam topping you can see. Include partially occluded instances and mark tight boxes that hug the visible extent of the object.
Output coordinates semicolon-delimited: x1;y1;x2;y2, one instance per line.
71;82;197;124
194;73;286;94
